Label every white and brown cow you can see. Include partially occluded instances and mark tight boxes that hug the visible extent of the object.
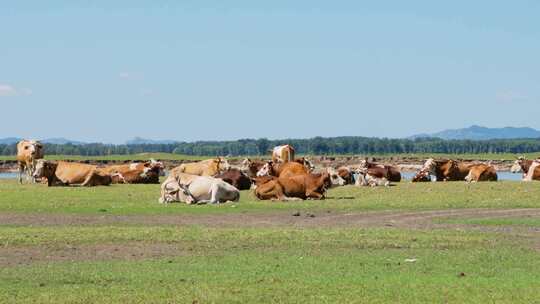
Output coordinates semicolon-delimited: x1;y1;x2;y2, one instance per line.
523;159;540;182
271;145;295;163
16;139;44;183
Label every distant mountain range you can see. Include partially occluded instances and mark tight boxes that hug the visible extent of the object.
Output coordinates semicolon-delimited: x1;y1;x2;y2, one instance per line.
0;136;179;145
410;125;540;140
2;126;540;146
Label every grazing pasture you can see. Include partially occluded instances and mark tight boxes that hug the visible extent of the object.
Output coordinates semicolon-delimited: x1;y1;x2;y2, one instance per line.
0;179;539;303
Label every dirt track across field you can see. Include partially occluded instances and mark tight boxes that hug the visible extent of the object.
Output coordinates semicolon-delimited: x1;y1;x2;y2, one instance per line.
1;208;539;229
1;208;539;266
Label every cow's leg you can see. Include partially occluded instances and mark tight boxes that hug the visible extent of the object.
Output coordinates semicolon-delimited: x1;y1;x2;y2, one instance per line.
81;173;97;187
305;189;323;200
29;159;36;183
18;163;24;184
196;184;220;204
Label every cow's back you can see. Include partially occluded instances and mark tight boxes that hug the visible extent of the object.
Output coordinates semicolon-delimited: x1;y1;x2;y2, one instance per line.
277;162;308;178
55;162;97;184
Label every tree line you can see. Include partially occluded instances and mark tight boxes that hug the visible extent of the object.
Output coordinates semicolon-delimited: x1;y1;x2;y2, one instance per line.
2;137;540;157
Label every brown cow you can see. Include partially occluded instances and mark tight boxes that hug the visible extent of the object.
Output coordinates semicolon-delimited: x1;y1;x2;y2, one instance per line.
256;172;331;200
16;139;44;183
337;167;354;185
215;168;252;190
103;160;163;184
465;164;498;182
256;161;309;178
358;159;401;182
271;145;295;163
32;160;111;187
421;158;472;181
510;157;540;181
170;158;230;177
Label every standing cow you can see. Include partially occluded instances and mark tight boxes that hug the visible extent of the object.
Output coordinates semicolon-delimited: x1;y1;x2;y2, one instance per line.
16;139;44;183
272;145;295;163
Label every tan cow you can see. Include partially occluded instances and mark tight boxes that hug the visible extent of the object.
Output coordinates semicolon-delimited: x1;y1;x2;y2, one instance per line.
16;139;44;183
271;145;295;163
32;160;112;187
170;158;230;177
465;164;498;182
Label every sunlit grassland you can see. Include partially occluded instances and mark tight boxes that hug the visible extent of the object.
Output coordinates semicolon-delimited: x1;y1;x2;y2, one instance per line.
1;179;539;215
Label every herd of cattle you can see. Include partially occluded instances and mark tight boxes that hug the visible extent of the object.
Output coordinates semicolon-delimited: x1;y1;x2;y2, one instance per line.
14;140;540;204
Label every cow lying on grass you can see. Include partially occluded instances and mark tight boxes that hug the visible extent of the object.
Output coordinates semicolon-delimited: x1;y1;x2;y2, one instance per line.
523;159;540;182
170;158;230;177
254;172;332;201
511;157;540;181
420;158;472;181
411;169;432;182
215;168;252;190
159;173;240;204
33;160;112;187
357;159;401;182
103;159;163;184
465;164;498;182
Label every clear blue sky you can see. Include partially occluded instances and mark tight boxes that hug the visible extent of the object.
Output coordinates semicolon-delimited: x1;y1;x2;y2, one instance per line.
1;1;539;143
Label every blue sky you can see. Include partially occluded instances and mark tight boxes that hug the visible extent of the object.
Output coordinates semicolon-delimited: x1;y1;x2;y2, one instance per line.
1;1;539;143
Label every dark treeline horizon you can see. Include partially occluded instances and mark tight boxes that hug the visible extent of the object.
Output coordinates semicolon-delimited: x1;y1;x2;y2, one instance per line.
2;137;540;157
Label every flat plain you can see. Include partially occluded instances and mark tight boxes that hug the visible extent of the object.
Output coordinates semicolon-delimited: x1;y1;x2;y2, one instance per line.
1;179;539;303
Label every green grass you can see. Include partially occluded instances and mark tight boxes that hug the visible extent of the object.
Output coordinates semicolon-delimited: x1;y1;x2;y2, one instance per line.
1;226;539;303
437;217;540;227
1;179;540;303
1;180;540;215
1;152;539;162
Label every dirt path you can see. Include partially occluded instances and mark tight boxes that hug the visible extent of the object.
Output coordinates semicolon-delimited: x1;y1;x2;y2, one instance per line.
0;208;539;229
1;209;539;267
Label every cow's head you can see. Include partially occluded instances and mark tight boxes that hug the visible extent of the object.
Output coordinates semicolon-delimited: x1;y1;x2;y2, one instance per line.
32;160;57;179
240;158;251;171
22;140;41;156
510;157;525;173
216;157;231;172
301;157;315;171
256;161;274;176
178;183;196;204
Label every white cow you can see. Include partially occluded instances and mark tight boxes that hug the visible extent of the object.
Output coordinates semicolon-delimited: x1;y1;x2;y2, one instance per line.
159;173;240;204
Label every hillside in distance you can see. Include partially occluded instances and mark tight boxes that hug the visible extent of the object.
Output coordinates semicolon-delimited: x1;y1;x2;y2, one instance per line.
410;125;540;140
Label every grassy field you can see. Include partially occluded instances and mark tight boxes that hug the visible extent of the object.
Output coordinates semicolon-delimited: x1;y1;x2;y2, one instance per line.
1;152;539;162
0;179;539;303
